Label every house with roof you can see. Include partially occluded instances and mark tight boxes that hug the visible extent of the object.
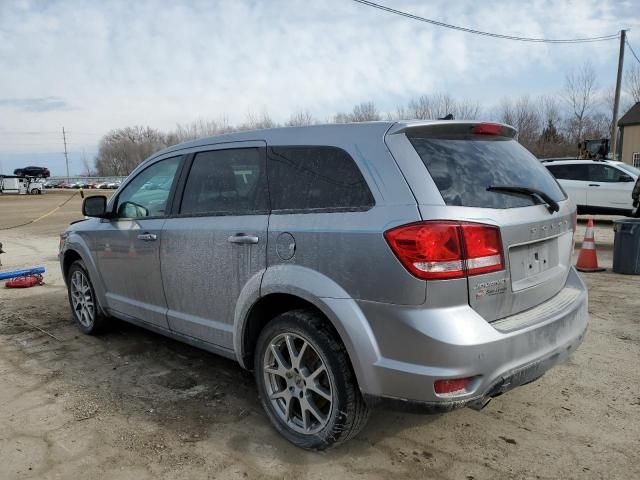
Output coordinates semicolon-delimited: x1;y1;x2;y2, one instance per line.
618;102;640;167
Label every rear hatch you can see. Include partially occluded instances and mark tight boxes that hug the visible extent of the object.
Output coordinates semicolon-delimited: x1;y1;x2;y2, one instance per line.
389;121;575;322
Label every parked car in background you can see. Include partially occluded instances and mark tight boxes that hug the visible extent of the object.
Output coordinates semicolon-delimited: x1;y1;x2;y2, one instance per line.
60;121;587;450
543;158;639;215
107;181;121;189
13;166;51;178
97;182;110;189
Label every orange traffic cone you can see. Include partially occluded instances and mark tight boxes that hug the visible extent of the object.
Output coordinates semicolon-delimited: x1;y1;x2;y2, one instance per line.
576;219;605;272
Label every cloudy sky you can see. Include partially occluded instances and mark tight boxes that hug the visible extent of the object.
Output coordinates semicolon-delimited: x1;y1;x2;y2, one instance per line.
1;0;638;175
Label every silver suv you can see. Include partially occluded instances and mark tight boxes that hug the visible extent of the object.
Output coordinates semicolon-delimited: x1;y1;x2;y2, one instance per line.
60;121;588;450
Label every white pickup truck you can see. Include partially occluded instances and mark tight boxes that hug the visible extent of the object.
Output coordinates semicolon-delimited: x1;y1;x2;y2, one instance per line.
0;176;46;195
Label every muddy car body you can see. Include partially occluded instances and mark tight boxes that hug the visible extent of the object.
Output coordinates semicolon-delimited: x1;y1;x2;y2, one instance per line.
60;121;588;449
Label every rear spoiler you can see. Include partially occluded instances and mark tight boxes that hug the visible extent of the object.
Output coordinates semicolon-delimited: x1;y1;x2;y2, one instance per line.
386;120;517;139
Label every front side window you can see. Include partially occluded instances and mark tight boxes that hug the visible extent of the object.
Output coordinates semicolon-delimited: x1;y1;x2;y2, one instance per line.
588;164;628;182
115;156;182;218
267;146;374;211
180;148;268;215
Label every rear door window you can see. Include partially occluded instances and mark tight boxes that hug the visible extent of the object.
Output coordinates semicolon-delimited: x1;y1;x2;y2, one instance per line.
547;164;589;181
267;146;374;212
180;148;268;215
408;134;566;209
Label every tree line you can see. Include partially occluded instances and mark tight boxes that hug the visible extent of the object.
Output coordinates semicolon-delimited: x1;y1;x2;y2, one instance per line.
93;63;640;176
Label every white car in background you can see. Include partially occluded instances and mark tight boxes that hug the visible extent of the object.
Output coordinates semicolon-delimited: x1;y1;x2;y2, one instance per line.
543;158;639;215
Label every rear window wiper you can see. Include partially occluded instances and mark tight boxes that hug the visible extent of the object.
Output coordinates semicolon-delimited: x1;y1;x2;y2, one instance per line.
487;185;560;214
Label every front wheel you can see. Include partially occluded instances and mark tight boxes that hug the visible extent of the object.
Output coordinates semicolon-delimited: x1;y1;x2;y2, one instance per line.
67;260;108;334
255;310;369;450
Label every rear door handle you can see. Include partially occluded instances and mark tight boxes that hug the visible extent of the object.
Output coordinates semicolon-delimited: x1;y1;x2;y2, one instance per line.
227;234;259;245
137;233;157;241
588;184;600;187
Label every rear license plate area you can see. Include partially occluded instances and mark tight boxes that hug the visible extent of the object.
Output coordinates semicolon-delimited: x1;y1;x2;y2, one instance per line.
509;237;559;291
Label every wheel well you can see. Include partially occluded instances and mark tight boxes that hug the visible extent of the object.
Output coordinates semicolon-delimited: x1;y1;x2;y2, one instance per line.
62;250;82;281
242;293;340;370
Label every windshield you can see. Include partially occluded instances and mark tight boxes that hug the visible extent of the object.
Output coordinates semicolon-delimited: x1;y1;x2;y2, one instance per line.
616;163;640;177
408;134;567;209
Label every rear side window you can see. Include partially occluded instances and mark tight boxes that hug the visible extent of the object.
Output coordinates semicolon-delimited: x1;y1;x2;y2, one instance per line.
408;135;566;209
546;164;589;181
180;148;268;215
267;146;374;211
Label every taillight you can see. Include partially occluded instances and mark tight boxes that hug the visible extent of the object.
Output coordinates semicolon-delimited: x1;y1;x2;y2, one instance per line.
384;221;504;280
471;123;503;135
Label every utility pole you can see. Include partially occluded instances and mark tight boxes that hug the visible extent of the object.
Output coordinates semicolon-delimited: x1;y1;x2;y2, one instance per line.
62;126;70;182
611;29;626;160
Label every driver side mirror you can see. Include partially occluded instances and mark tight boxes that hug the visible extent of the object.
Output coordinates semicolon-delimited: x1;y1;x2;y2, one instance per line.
620;174;635;182
82;195;109;217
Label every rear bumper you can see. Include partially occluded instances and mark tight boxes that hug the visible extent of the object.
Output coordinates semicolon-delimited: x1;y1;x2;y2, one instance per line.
351;267;588;407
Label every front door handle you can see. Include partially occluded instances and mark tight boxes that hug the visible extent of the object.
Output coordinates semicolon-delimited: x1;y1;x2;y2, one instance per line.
227;234;259;245
588;184;600;187
137;233;157;241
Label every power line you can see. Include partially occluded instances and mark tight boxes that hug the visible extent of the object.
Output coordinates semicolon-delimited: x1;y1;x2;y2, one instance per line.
626;38;640;65
352;0;620;43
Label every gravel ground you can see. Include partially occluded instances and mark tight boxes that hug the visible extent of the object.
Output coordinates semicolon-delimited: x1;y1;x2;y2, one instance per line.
0;192;638;479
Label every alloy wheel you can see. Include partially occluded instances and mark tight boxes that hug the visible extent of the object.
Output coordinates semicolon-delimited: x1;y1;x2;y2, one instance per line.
70;270;95;328
262;332;334;435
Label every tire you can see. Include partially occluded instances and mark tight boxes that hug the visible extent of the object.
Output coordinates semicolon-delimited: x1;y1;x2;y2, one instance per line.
66;260;108;335
254;309;370;450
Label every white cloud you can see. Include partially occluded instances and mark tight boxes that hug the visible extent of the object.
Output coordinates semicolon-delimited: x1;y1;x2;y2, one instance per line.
0;0;638;174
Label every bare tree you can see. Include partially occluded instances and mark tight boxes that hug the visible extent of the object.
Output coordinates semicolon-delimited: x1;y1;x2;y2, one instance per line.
564;62;598;141
625;65;640;103
350;102;381;122
285;110;315;127
405;94;479;120
242;111;277;130
80;149;96;176
456;100;481;120
168;117;233;145
334;101;381;123
497;96;541;153
536;95;572;158
95;126;168;176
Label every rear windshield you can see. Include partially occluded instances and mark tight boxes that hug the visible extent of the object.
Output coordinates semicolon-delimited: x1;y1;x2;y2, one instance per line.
408;135;566;209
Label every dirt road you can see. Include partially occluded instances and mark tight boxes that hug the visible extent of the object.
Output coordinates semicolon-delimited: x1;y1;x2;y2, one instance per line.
1;192;638;479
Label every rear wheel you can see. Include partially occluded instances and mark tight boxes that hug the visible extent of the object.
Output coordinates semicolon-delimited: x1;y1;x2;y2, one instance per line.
67;260;108;334
254;309;369;450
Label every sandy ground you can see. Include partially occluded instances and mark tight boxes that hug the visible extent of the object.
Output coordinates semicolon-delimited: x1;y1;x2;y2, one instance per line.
0;191;638;480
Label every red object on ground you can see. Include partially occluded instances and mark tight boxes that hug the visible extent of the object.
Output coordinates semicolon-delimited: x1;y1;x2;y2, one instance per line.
576;219;606;272
5;274;43;288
